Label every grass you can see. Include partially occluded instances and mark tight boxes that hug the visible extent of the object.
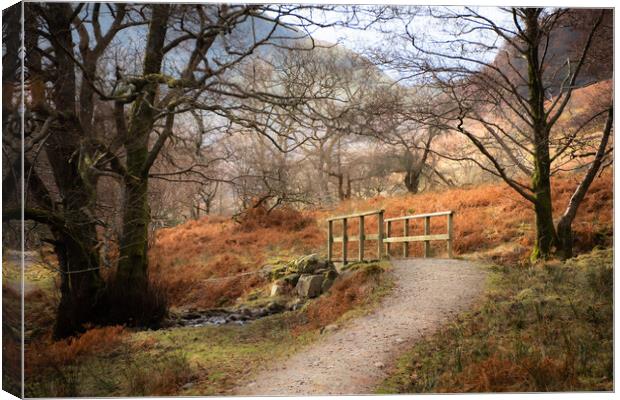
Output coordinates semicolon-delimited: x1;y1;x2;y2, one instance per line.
10;170;612;395
23;261;393;397
377;248;613;393
148;172;612;311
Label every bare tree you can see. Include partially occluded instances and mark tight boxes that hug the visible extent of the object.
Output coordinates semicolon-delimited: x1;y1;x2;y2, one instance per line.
15;3;363;336
386;7;612;259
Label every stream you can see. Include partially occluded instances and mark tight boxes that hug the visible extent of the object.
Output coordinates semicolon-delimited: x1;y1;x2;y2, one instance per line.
170;300;298;328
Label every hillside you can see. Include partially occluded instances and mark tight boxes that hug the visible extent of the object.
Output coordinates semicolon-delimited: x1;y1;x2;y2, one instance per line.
150;171;612;310
492;9;612;94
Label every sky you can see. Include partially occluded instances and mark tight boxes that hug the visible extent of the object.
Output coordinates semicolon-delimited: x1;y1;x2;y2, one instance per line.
281;6;513;51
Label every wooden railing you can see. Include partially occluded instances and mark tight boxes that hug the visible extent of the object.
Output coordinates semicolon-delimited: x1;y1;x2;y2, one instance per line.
384;211;454;258
327;209;384;265
326;210;454;264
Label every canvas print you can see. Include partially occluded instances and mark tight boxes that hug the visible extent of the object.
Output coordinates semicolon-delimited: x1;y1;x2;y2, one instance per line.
2;2;613;397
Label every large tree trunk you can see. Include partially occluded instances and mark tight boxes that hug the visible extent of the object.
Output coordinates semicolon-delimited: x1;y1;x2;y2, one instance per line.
114;5;170;325
531;176;557;261
530;128;558;260
525;9;557;261
117;178;149;287
53;226;104;338
530;123;557;260
40;4;106;338
404;168;421;194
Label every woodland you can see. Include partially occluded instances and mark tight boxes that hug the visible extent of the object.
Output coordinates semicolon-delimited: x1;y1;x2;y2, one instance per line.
1;4;614;396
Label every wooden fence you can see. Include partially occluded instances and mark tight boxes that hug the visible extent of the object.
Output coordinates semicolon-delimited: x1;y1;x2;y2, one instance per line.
327;209;384;264
326;209;454;264
384;211;454;259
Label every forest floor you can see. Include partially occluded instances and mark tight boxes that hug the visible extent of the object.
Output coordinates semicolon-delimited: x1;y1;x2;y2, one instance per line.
236;258;486;395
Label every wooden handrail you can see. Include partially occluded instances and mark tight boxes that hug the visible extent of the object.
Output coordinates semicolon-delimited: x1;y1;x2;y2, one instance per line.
327;209;385;265
326;209;385;221
385;211;454;258
326;209;454;263
384;210;453;222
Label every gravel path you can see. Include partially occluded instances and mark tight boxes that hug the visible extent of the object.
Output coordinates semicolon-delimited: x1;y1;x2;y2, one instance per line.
236;258;486;396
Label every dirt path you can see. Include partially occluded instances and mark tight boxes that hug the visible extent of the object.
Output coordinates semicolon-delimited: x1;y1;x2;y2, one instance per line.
236;258;486;395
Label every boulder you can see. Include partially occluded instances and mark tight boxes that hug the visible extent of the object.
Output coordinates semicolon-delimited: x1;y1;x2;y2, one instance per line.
321;269;339;293
282;273;301;286
295;274;324;298
290;254;321;274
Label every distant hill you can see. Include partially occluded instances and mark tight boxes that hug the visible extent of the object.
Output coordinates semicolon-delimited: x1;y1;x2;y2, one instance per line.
492;9;612;96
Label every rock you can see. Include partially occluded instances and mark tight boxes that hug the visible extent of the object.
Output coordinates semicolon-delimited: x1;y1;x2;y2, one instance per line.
270;281;287;297
251;308;267;318
184;312;201;320
261;263;288;281
374;361;385;369
290;254;321;274
295;274;324;298
322;324;339;334
267;301;285;313
321;269;339;293
287;298;304;311
227;314;238;321
181;382;195;390
282;273;301;286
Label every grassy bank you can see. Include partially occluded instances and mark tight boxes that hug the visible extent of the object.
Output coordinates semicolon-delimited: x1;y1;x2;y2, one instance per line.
378;248;613;393
148;172;611;311
24;261;392;397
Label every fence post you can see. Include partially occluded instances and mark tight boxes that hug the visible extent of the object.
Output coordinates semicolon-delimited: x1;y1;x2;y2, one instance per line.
403;218;409;258
327;220;333;262
359;216;365;261
386;220;392;257
342;218;348;265
447;212;453;258
378;211;385;259
424;216;431;258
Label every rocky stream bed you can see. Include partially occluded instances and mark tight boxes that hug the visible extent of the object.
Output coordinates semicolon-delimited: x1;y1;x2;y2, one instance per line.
167;254;345;328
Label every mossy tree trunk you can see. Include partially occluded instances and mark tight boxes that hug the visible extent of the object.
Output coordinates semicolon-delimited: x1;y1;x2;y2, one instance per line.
42;4;107;338
524;9;558;261
530;154;558;261
115;5;171;321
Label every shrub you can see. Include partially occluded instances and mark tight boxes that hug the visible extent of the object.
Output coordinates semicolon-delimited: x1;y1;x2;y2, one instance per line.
26;325;127;373
236;205;313;232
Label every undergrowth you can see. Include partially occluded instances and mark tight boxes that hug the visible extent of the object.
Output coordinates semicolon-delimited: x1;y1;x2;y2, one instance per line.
23;261;392;396
149;172;611;310
297;262;393;332
377;248;613;393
